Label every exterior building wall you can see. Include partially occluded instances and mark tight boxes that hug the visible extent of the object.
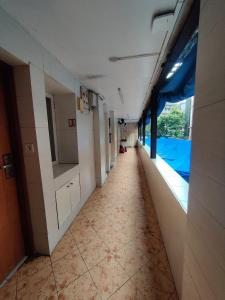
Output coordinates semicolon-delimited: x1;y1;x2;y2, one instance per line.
181;1;225;299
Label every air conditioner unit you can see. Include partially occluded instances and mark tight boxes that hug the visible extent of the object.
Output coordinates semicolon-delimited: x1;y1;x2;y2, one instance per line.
88;92;97;108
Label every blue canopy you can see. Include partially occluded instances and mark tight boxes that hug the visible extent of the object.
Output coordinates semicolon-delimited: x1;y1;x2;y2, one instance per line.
157;33;198;115
145;136;192;182
146;107;151;124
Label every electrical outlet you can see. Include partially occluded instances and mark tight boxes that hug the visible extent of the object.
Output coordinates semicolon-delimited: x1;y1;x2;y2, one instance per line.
25;143;35;153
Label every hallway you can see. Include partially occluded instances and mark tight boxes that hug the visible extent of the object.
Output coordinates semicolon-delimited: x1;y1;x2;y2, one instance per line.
1;149;178;300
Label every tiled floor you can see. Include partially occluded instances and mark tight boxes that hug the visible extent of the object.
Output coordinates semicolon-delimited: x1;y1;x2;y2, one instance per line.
0;149;178;300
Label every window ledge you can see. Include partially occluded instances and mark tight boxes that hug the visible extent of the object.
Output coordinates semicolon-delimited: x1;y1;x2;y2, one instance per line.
140;142;188;213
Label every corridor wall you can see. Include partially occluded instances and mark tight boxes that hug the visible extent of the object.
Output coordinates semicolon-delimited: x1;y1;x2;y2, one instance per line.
138;144;186;298
181;1;225;299
0;7;98;253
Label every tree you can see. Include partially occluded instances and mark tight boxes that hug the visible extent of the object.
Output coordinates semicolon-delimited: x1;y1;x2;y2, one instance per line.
157;108;185;138
145;123;151;137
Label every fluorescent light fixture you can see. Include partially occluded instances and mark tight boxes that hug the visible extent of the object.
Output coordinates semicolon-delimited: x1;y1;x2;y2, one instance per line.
118;88;124;104
166;72;174;79
166;62;183;79
174;62;182;68
109;52;159;62
171;66;178;72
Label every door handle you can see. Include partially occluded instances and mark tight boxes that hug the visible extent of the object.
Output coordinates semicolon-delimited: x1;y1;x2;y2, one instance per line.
0;164;13;169
1;154;16;179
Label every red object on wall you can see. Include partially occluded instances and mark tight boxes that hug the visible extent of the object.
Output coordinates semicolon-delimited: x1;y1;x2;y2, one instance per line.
119;145;125;153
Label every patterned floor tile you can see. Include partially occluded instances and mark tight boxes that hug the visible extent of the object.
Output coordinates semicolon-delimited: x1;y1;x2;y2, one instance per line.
98;227;130;253
17;255;51;279
115;241;149;277
80;235;110;269
89;256;129;299
131;261;176;299
17;266;57;300
109;279;145;300
58;272;101;300
1;149;178;299
52;248;88;291
51;231;77;263
70;226;97;253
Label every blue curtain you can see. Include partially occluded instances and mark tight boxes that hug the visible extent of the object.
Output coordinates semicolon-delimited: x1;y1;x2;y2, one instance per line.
157;34;198;115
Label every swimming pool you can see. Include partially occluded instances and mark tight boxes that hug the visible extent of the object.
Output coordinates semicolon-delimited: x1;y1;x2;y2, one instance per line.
145;136;191;182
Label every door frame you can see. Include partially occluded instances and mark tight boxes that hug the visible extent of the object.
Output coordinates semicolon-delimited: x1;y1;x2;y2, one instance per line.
0;61;33;256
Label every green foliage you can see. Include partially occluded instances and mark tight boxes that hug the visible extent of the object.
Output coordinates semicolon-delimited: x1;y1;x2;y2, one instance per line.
157;108;185;138
145;123;151;136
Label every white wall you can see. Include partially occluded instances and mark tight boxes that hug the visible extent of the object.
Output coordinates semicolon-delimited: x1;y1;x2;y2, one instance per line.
121;122;138;147
181;1;225;299
138;145;186;298
54;94;78;164
76;108;96;204
13;65;50;254
0;7;97;254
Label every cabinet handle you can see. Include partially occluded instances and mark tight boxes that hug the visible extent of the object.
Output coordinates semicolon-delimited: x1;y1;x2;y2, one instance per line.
66;185;70;188
70;182;74;185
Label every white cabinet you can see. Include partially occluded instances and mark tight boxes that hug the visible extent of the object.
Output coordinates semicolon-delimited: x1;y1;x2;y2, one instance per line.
69;176;81;210
55;175;80;228
56;183;71;228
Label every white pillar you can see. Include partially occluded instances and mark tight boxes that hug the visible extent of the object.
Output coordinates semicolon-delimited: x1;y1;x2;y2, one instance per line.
93;98;107;186
109;110;117;167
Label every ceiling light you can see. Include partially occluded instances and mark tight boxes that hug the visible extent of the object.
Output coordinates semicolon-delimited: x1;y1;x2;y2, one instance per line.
118;88;124;104
166;62;183;79
174;62;182;68
82;74;105;80
109;52;159;62
172;66;178;72
166;72;174;79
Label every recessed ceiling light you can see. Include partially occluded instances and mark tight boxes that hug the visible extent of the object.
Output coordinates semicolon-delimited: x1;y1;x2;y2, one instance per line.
109;52;158;62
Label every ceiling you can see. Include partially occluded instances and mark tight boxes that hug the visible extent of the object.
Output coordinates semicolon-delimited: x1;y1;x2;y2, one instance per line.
0;0;183;121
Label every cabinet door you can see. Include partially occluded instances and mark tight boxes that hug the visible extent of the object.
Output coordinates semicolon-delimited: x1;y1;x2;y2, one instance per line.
56;183;71;228
69;175;81;210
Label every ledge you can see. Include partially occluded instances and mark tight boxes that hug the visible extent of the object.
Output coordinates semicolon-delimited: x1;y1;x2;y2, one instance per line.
138;141;189;213
53;163;78;178
53;163;79;190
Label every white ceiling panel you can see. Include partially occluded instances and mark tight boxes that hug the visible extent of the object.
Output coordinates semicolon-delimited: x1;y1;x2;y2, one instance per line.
0;0;180;120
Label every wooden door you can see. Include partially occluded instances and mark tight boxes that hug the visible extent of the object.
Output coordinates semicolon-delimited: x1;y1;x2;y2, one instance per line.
0;68;25;282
